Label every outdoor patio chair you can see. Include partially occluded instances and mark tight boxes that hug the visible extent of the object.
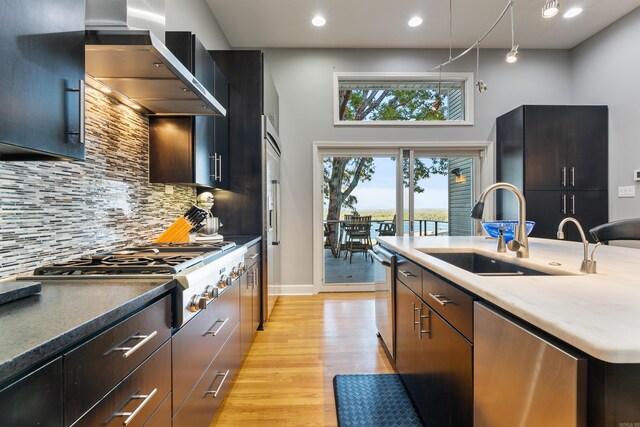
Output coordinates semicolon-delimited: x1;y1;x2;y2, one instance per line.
377;215;396;236
342;215;373;263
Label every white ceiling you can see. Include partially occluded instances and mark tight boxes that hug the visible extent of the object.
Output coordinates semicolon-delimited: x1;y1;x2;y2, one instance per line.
206;0;640;49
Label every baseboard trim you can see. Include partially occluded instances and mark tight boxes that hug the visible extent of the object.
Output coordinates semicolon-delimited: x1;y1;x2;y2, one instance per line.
278;284;315;295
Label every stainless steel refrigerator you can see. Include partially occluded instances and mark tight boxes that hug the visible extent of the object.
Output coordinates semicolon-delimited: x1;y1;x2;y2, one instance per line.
263;116;281;320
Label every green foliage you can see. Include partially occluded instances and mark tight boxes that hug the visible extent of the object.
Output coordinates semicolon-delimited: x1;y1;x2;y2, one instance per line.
339;89;447;122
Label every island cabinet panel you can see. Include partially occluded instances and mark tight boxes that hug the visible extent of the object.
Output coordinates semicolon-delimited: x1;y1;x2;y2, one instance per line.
496;105;608;242
0;0;85;160
395;279;473;426
0;357;62;427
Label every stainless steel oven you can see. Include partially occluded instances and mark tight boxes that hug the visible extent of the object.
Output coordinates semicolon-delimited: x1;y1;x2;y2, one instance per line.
369;245;397;360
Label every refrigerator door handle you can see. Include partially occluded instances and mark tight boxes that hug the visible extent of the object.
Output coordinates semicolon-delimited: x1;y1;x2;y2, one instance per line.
272;179;280;245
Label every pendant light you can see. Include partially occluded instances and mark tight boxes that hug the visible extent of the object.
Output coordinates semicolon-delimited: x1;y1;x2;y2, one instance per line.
476;46;487;93
542;0;560;18
506;2;519;63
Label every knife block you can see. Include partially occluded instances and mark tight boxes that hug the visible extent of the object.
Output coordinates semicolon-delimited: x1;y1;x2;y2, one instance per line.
154;216;192;243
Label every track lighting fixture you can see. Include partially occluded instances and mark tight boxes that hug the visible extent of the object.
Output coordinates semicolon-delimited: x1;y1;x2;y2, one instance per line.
506;45;519;63
475;46;487;93
542;0;560;18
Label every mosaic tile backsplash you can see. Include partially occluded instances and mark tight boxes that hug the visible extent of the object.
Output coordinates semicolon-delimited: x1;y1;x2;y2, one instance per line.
0;87;196;278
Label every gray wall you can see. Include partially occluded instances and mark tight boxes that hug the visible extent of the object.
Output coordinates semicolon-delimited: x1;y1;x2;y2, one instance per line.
166;0;230;49
263;48;572;288
571;7;640;223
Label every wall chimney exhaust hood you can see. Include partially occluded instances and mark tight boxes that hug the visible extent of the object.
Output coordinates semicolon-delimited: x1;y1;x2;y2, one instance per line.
84;0;225;116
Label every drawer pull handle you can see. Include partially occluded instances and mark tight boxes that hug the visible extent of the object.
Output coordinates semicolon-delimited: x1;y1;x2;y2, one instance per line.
245;253;259;260
205;317;230;336
114;331;158;358
399;270;416;278
113;388;158;425
205;370;230;398
428;293;453;306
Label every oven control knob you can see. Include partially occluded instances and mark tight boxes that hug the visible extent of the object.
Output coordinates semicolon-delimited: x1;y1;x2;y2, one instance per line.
239;262;247;273
188;295;207;312
230;267;239;279
203;285;218;300
218;275;229;288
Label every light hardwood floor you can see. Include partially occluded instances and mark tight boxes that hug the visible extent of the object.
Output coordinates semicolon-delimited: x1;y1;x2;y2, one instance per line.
212;293;395;426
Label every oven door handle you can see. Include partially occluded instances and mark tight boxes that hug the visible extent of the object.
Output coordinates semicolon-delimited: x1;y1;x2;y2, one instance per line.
368;249;390;267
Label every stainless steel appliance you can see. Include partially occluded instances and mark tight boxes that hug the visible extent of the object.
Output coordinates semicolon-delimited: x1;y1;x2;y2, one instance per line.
369;246;397;359
30;241;245;327
263;116;281;320
84;0;225;116
474;302;587;427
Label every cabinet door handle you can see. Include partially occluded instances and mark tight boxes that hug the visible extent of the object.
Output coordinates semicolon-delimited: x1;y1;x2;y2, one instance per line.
428;293;453;306
562;195;567;215
571;194;576;215
113;330;158;358
570;167;575;187
399;270;416;278
245;253;259;261
412;302;420;330
205;370;230;398
419;307;431;339
113;388;158;425
562;167;567;187
205;317;230;336
66;80;85;144
216;154;222;181
209;153;218;181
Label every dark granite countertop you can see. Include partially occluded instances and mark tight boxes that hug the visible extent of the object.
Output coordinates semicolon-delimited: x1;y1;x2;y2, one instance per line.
0;278;175;385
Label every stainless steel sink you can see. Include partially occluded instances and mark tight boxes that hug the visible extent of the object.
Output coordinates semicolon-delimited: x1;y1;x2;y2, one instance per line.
423;252;567;276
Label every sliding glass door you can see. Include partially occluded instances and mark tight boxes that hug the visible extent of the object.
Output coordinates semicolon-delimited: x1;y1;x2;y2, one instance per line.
319;147;479;290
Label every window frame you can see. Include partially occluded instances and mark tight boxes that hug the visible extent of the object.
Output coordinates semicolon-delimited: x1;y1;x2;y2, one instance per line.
333;71;475;127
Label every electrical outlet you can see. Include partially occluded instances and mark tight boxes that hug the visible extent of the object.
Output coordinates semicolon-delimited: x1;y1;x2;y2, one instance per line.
618;186;635;198
165;185;174;195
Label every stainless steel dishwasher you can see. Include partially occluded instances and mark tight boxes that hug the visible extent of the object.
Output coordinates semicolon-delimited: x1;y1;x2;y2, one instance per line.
474;302;587;427
369;245;397;360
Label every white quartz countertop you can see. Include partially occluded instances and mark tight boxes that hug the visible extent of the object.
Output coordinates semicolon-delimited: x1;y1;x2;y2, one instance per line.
378;236;640;364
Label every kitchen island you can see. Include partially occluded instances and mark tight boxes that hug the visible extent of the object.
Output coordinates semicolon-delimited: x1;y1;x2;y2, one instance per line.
379;235;640;427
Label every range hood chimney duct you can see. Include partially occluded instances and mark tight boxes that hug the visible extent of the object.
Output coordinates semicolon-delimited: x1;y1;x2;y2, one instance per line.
84;0;226;116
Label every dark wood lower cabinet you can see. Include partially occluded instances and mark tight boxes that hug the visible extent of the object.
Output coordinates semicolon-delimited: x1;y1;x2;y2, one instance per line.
73;341;172;427
143;393;172;427
0;357;62;427
396;280;473;427
173;324;241;427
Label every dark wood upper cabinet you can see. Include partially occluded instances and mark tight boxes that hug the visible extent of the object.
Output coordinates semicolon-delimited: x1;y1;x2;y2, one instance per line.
149;32;229;189
497;105;608;242
0;0;85;160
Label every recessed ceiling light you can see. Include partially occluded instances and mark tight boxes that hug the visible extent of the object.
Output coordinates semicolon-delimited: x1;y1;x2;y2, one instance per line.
563;7;582;18
130;103;141;110
408;16;423;27
100;86;112;94
311;15;326;27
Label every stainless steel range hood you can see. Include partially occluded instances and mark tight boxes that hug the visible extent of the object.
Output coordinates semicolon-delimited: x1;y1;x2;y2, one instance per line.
84;0;225;116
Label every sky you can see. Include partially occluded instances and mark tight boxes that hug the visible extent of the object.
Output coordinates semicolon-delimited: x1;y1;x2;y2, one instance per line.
325;157;449;211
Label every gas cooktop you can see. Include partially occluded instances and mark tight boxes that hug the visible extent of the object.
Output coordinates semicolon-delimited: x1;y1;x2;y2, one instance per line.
33;241;237;276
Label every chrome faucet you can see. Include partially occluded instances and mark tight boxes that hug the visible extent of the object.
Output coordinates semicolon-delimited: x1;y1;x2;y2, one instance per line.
557;217;598;274
471;182;529;258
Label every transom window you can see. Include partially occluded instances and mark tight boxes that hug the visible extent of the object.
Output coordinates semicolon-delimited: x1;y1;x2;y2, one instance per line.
334;72;474;126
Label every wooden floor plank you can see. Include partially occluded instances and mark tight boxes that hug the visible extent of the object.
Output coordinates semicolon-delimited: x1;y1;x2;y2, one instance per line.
212;292;395;426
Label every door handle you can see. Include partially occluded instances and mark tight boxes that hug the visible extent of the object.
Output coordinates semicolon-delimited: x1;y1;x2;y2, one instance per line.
66;80;85;144
562;194;567;215
562;167;567;187
570;167;575;187
419;307;431;339
412;302;420;330
210;154;217;179
428;293;454;306
398;270;416;278
217;154;222;181
205;318;230;336
205;370;230;398
571;194;576;215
